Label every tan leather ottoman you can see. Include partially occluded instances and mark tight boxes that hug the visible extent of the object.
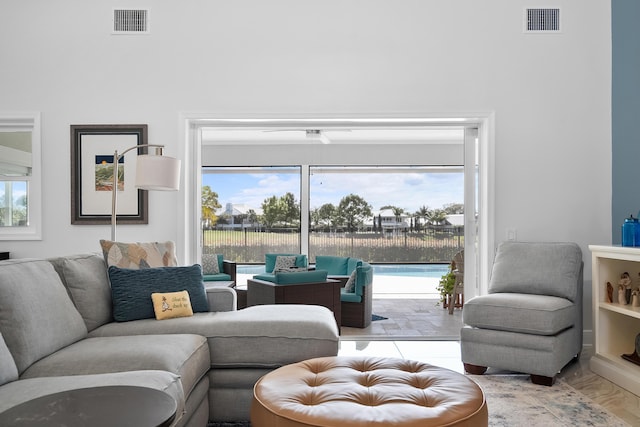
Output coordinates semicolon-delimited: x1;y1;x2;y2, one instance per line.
251;356;487;427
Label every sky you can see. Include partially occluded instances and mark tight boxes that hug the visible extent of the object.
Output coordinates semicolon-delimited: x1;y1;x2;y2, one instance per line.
202;168;463;214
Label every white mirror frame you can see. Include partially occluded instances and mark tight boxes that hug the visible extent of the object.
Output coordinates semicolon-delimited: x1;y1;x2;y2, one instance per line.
0;112;42;240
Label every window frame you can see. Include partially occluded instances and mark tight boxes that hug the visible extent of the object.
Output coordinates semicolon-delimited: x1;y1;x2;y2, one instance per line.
179;114;495;297
0;112;42;240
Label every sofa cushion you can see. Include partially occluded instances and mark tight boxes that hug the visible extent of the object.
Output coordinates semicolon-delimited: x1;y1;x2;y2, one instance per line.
48;253;113;332
100;239;178;269
488;242;582;301
89;305;339;369
463;293;576;335
202;254;222;274
315;255;349;275
108;264;209;322
0;259;88;374
21;334;209;399
0;332;18;386
152;290;194;320
273;269;328;284
0;370;186;416
265;254;307;273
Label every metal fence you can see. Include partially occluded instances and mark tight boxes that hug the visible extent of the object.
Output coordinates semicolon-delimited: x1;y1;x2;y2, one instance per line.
203;227;463;264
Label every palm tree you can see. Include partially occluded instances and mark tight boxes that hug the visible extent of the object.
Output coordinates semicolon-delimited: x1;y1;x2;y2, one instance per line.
415;205;430;231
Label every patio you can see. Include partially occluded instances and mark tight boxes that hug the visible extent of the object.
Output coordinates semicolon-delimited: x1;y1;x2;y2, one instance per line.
237;272;464;340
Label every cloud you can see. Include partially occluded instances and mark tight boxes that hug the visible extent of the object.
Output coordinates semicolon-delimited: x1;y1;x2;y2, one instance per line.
206;170;463;213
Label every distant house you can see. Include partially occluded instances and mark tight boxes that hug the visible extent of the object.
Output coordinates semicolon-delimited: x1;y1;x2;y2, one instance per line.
373;208;410;233
216;203;263;229
444;214;464;227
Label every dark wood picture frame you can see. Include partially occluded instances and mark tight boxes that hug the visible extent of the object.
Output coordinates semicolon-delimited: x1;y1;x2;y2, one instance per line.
71;124;149;225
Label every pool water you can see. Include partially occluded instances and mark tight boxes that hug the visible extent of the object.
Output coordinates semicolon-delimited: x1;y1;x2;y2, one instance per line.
237;264;449;278
373;264;449;278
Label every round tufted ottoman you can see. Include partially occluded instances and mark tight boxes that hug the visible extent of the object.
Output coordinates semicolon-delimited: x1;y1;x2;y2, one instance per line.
251;356;487;427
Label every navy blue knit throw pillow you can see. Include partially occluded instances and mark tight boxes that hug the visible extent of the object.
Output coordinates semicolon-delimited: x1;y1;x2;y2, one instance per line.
108;264;208;322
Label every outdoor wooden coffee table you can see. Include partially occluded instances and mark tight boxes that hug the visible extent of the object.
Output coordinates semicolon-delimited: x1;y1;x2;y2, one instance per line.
0;385;177;426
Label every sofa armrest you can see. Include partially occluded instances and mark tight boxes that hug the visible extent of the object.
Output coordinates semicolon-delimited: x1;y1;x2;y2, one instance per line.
205;286;237;312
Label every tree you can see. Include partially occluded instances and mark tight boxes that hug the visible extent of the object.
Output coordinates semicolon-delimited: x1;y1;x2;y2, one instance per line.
426;208;447;226
201;186;221;229
280;192;300;226
337;194;372;232
247;209;259;228
415;205;430;231
391;206;405;222
317;203;337;229
443;203;464;214
261;192;301;228
261;195;280;228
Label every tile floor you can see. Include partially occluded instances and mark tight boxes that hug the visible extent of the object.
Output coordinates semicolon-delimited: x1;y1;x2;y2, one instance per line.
338;297;640;426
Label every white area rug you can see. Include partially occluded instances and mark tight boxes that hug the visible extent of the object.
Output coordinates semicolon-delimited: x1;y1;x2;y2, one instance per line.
471;374;630;427
209;374;630;427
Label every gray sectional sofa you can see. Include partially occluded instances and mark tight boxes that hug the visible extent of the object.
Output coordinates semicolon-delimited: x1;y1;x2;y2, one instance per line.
0;254;340;426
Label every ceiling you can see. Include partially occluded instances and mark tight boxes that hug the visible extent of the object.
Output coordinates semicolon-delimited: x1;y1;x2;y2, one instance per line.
201;127;465;145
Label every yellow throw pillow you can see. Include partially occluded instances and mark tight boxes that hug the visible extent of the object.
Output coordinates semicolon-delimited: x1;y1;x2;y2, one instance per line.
151;290;194;320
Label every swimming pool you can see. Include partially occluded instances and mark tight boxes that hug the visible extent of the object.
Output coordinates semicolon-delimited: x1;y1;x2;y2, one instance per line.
237;264;449;278
372;264;448;278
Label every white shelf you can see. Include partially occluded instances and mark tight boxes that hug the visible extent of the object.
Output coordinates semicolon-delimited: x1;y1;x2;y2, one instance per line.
598;301;640;319
590;245;640;396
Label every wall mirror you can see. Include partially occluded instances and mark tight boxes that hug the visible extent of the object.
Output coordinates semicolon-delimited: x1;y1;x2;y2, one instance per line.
0;112;41;240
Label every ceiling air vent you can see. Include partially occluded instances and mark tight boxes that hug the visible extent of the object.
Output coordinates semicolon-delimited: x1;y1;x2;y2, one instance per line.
525;8;560;32
112;9;149;34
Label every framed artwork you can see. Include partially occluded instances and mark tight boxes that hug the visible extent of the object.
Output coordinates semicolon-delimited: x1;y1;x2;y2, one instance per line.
70;124;149;225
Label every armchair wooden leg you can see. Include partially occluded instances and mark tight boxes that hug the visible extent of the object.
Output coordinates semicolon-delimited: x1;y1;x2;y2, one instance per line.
530;374;555;386
463;363;487;375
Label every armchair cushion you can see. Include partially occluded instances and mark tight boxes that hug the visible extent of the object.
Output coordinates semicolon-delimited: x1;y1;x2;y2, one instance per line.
265;253;307;273
347;257;363;273
463;293;575;335
315;256;364;276
316;256;349;275
353;263;373;295
489;242;583;301
340;289;362;303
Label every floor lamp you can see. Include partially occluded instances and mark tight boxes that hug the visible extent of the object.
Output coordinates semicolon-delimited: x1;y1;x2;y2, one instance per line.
111;144;180;241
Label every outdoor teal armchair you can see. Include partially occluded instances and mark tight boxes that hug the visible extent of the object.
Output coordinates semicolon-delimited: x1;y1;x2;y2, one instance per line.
315;255;374;328
201;253;237;283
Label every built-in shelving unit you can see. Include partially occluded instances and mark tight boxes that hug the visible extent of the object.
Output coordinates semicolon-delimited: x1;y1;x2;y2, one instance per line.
590;245;640;396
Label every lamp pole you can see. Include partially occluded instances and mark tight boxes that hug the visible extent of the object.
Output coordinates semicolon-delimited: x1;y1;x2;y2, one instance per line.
111;144;165;241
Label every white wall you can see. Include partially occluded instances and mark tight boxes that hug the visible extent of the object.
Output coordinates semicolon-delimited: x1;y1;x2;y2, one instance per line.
0;1;611;333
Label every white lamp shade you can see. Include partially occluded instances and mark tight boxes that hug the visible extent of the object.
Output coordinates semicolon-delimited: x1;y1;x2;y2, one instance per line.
135;155;181;191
